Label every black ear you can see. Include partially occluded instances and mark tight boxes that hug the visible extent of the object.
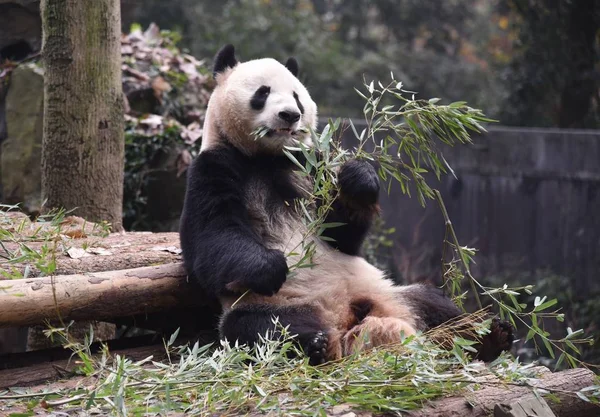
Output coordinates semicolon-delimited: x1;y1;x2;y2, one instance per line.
213;44;238;77
285;57;299;77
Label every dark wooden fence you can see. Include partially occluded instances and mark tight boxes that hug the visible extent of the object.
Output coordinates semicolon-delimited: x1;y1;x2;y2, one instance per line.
339;123;600;290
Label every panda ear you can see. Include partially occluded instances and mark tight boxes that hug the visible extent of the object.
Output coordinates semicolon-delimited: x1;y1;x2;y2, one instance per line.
213;44;238;78
285;57;299;77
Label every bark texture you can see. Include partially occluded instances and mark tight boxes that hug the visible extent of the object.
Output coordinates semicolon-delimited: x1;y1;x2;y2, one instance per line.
406;366;598;417
41;0;124;231
0;263;201;328
3;232;182;276
0;337;170;389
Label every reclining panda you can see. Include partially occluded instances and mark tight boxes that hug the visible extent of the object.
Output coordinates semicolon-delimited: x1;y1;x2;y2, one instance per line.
179;44;513;365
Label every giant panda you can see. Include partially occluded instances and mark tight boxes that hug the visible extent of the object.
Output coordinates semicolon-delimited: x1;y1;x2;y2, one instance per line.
179;44;513;365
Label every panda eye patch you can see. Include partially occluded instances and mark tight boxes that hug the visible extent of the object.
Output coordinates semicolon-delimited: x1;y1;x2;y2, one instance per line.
250;85;271;110
293;92;305;115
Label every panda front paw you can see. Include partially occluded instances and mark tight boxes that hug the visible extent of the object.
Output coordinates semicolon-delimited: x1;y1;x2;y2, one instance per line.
298;330;329;366
225;249;288;296
338;159;380;205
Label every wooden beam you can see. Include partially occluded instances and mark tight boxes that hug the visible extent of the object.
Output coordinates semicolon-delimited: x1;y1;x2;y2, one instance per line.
0;263;205;328
406;366;598;417
0;332;217;389
0;341;167;389
3;231;182;277
494;396;556;417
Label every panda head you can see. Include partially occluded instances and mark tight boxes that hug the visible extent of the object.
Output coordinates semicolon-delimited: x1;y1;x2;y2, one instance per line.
201;44;318;154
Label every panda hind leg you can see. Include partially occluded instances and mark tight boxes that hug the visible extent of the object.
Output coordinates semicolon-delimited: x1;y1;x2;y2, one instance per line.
342;316;416;356
472;318;514;362
219;304;340;365
395;284;514;362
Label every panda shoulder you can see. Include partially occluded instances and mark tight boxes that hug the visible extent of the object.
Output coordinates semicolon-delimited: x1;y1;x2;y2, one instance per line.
187;144;245;185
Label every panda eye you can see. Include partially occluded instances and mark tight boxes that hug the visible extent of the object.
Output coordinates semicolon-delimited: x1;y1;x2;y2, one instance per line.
250;86;271;110
293;92;305;115
257;86;271;96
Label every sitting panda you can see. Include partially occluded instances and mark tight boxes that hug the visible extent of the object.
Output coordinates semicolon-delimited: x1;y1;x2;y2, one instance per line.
179;44;513;365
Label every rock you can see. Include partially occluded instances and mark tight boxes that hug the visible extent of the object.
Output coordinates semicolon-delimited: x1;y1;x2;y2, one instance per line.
0;1;41;61
1;64;44;214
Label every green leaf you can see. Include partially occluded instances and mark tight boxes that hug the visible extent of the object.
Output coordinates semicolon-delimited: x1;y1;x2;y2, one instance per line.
577;392;590;403
542;336;555;359
319;222;346;228
283;149;306;171
168;328;180;346
349;118;360;140
525;328;536;343
533;298;558;312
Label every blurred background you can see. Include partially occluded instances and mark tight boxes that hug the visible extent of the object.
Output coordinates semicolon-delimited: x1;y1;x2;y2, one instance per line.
121;0;599;127
0;0;599;363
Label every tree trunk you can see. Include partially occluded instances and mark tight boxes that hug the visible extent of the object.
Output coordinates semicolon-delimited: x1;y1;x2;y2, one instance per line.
40;0;124;231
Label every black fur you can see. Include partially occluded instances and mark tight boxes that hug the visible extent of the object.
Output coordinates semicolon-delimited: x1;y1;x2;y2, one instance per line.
293;92;305;115
401;285;464;330
285;57;299;77
220;304;330;365
473;318;515;362
250;86;271;111
320;159;381;255
213;44;238;77
180;142;308;298
338;159;380;206
350;298;374;323
401;285;514;361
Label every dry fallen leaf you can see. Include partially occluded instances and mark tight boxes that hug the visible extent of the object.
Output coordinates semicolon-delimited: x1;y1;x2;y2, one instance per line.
143;22;161;44
139;114;163;128
176;149;193;177
67;247;90;259
88;248;113;256
60;215;100;239
152;76;172;102
181;122;203;144
151;246;182;255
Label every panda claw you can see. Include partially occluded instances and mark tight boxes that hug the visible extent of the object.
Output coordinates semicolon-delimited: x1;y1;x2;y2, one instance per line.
302;330;329;366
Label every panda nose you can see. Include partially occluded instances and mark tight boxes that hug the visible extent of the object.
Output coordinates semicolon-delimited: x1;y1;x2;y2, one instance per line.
279;110;301;124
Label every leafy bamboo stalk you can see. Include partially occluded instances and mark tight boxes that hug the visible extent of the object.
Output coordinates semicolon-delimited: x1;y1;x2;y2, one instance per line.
435;190;482;310
434;189;593;369
277;75;593;370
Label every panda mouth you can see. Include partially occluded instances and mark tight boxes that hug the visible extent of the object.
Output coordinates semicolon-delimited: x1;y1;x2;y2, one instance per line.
269;127;297;136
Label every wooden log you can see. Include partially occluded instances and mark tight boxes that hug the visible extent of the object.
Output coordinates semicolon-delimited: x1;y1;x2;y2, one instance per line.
0;335;163;389
0;332;217;389
406;366;599;417
2;231;182;277
0;263;204;328
494;396;556;417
